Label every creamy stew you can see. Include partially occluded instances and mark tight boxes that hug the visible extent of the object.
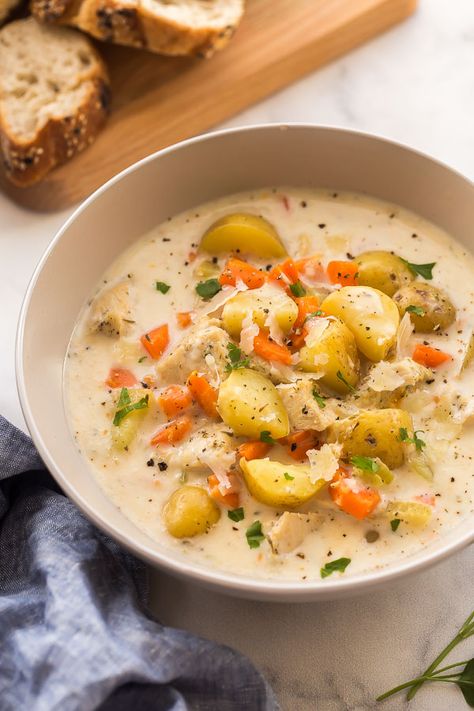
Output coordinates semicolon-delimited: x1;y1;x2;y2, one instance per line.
65;188;474;581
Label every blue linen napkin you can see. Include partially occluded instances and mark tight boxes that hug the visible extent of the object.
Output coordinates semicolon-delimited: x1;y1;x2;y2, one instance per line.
0;415;278;711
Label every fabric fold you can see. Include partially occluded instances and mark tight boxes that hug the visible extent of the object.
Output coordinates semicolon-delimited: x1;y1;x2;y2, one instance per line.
0;415;278;711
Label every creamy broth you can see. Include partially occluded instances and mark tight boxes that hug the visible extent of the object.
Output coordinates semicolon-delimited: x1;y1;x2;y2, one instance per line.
65;188;474;581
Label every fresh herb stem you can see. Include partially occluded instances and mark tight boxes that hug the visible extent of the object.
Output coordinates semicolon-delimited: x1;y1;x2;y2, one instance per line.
377;610;474;704
406;610;474;700
377;674;474;702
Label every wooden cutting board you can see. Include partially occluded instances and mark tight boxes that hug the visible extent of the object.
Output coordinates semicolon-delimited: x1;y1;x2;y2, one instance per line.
1;0;417;212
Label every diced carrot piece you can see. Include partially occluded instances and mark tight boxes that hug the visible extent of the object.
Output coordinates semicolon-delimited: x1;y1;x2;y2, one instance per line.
188;251;197;263
105;367;138;389
151;415;192;446
141;324;169;360
329;470;380;520
238;440;272;460
294;295;320;330
158;385;193;418
295;256;326;282
281;430;319;461
219;258;265;290
253;329;292;365
327;260;359;286
412;344;452;368
208;474;240;509
268;258;300;289
288;328;308;352
176;311;193;329
188;371;219;418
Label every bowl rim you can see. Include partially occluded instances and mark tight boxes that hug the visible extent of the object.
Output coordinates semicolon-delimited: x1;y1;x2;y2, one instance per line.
16;122;474;600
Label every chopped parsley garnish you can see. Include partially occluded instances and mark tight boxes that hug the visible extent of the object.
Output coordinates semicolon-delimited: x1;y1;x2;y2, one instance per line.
289;281;306;297
195;278;222;300
312;387;326;409
225;342;250;372
399;427;426;452
390;518;401;532
283;472;295;481
228;507;245;522
406;304;425;316
113;387;149;426
246;520;265;549
350;455;380;473
260;430;276;445
155;281;170;294
320;557;351;579
400;259;436;280
336;370;355;392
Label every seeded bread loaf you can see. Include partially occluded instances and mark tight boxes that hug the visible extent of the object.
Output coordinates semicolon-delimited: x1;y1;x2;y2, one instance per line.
31;0;245;58
0;17;110;187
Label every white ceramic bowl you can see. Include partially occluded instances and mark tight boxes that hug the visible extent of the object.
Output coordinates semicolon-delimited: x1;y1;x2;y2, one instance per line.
16;125;474;602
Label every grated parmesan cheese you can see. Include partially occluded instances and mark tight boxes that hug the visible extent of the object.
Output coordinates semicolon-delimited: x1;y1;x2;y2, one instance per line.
307;443;342;483
204;353;221;388
363;361;405;392
201;284;247;317
239;313;259;354
264;308;286;345
396;312;414;359
304;318;330;348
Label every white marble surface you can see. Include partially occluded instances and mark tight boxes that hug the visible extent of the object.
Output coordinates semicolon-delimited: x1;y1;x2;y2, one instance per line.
1;0;473;708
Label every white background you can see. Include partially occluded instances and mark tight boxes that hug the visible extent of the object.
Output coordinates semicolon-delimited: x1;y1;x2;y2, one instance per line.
1;0;473;708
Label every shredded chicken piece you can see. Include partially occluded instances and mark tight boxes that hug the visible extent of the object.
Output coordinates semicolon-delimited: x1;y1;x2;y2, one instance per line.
268;512;323;554
165;423;239;489
89;282;132;337
155;317;230;385
353;357;431;409
277;379;355;431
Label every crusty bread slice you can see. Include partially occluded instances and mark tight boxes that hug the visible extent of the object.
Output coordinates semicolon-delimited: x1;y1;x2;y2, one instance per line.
0;0;22;25
0;17;110;186
31;0;245;58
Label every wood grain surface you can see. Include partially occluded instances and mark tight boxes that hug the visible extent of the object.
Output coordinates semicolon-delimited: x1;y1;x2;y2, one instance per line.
0;0;417;211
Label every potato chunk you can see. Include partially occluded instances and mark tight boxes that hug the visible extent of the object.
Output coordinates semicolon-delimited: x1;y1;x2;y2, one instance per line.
321;286;400;362
393;282;456;332
217;368;289;439
222;283;298;338
327;408;413;469
163;486;220;538
111;388;152;450
299;317;359;394
200;213;287;258
240;458;326;508
356;251;414;297
385;500;432;528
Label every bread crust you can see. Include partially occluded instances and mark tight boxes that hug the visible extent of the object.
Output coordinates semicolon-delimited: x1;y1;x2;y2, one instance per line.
0;73;110;187
31;0;243;57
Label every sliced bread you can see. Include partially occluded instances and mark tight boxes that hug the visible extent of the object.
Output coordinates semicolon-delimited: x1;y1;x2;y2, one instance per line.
31;0;245;58
0;0;22;25
0;17;110;187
